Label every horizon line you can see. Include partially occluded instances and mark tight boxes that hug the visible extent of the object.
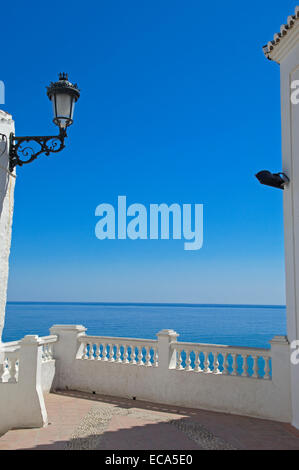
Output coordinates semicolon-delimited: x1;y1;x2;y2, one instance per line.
6;301;286;308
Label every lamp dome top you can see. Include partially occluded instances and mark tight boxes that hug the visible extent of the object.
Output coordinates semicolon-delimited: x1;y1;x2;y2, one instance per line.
46;73;80;101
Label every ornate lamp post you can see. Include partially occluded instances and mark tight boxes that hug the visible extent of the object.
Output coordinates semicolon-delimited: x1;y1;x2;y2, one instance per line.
9;73;80;172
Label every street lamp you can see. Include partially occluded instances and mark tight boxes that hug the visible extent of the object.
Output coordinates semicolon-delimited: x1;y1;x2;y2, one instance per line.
9;73;80;172
255;170;289;190
47;72;80;129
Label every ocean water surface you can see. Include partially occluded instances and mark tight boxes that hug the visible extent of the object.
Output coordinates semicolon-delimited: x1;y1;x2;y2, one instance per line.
3;303;286;349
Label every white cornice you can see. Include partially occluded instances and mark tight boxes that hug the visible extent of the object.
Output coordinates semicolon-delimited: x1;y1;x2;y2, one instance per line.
0;110;12;122
263;6;299;64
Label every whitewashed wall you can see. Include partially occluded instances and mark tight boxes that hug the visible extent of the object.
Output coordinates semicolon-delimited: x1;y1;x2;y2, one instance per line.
267;20;299;429
0;335;49;435
0;110;15;344
50;326;292;423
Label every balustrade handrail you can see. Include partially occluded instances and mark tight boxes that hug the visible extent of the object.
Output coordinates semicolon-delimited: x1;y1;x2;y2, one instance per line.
79;335;157;345
78;334;158;365
0;340;20;353
170;341;271;357
39;335;58;345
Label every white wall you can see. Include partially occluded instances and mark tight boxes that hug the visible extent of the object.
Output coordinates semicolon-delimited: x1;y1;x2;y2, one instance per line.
41;360;55;393
0;110;15;344
0;336;48;435
50;326;291;423
56;360;290;422
274;34;299;429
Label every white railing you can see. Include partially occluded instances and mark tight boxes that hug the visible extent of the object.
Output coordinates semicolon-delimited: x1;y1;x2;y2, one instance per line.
0;334;57;384
49;327;291;421
78;335;158;366
0;334;58;433
0;340;20;383
172;342;271;379
39;335;57;362
78;334;271;379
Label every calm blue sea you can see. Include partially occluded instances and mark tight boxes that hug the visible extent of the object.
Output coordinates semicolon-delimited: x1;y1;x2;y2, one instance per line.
2;303;287;349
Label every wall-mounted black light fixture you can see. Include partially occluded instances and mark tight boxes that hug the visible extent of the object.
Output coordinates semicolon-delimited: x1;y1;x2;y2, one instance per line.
9;73;80;172
255;170;289;190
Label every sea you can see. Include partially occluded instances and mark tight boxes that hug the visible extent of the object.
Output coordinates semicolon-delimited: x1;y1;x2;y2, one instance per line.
2;302;287;349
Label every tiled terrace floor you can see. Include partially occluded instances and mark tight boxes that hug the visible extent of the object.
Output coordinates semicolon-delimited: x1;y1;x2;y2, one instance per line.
1;390;299;450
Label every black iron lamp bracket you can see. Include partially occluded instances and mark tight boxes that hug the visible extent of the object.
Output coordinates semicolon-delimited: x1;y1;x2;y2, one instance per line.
9;127;67;172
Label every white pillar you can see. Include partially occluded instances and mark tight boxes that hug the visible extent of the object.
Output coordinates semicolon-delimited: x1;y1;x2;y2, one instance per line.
18;335;48;428
49;324;86;390
0;110;15;343
156;329;179;371
270;336;292;422
264;8;299;428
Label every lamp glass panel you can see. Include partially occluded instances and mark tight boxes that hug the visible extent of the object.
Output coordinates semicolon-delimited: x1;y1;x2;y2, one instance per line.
51;93;72;128
70;98;75;120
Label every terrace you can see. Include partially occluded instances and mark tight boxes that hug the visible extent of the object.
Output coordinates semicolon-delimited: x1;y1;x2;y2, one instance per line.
1;6;299;449
0;325;293;449
1;391;299;450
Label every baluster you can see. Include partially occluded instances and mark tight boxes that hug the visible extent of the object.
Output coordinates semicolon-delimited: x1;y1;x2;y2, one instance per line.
194;351;201;372
0;361;4;383
15;359;19;381
82;342;88;359
222;352;229;375
43;344;47;361
130;345;136;364
48;344;53;360
264;357;271;380
95;342;101;360
231;353;237;376
265;356;270;379
115;344;122;363
8;357;17;383
2;357;8;380
102;343;108;361
108;344;115;362
137;347;143;365
213;352;220;374
244;355;250;377
252;355;259;378
176;349;183;370
41;345;45;361
241;355;247;377
204;352;211;373
43;344;48;361
123;345;129;363
145;346;152;366
153;347;158;367
88;343;94;360
185;350;192;371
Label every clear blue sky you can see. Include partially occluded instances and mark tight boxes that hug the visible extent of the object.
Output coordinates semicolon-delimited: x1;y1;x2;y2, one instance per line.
2;0;293;304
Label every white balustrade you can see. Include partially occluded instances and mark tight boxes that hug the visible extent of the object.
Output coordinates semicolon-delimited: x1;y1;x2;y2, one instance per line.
0;341;20;383
171;342;272;380
77;334;271;380
0;335;57;384
39;335;57;362
78;336;158;367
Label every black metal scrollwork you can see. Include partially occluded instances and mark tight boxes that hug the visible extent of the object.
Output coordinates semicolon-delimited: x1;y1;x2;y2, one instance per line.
9;128;67;172
0;133;7;157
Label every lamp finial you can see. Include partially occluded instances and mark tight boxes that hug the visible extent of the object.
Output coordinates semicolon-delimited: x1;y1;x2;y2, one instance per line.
59;72;68;81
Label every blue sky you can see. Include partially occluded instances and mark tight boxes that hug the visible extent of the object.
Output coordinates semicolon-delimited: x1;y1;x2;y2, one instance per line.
1;0;293;304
